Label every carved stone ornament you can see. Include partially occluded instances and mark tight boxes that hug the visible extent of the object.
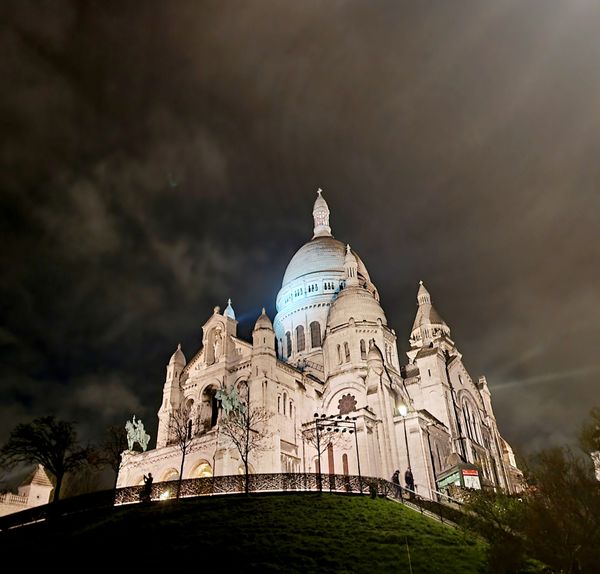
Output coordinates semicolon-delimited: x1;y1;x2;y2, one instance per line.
338;394;357;415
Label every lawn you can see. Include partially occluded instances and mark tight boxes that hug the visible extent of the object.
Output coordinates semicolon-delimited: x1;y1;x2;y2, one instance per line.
0;493;487;572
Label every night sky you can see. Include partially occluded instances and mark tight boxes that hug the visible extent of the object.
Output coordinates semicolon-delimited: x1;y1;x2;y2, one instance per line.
1;1;599;459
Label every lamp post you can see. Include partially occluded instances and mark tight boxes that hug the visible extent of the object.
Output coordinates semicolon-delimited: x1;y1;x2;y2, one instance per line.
399;403;411;469
312;413;362;493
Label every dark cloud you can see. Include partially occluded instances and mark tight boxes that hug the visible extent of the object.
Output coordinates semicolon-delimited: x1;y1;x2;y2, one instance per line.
1;0;599;456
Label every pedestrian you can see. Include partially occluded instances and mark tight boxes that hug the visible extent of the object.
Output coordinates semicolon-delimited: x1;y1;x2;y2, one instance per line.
391;469;402;498
141;472;153;502
404;468;415;497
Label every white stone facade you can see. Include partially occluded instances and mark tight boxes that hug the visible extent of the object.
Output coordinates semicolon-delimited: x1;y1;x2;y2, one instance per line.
117;191;521;498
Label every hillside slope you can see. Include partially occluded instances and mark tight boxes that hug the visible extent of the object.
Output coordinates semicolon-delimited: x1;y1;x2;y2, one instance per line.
0;493;487;572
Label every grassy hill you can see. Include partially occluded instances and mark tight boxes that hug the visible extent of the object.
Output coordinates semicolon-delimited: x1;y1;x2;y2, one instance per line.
1;493;487;572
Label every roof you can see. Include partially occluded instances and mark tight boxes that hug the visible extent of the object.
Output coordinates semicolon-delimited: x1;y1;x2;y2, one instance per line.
415;346;439;359
328;285;386;330
169;343;186;366
411;303;447;332
21;465;53;488
254;308;273;330
282;236;370;287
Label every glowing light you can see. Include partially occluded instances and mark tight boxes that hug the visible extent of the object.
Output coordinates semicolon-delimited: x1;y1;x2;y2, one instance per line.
398;404;408;417
159;490;170;501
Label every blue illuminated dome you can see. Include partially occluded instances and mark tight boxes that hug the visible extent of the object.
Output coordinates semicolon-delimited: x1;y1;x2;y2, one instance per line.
281;236;370;290
273;190;378;366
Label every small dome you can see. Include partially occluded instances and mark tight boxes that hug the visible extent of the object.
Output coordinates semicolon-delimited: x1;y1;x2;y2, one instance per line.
224;298;235;320
327;285;386;330
367;343;384;364
411;282;448;332
282;237;370;288
253;308;273;331
169;343;186;366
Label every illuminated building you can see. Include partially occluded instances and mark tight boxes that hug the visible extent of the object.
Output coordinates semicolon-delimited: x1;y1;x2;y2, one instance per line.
117;190;522;496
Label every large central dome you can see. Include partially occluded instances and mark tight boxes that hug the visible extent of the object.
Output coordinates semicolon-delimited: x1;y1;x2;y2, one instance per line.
274;189;379;366
282;236;370;288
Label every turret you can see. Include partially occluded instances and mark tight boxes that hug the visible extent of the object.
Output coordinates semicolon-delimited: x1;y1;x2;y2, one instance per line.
367;341;385;376
166;343;186;382
344;244;359;287
477;376;495;419
409;281;451;348
251;308;276;395
224;298;236;320
312;188;332;238
157;343;186;447
252;308;276;356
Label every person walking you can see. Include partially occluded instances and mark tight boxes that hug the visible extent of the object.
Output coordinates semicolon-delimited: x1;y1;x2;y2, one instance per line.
141;472;153;502
391;469;402;498
404;468;415;498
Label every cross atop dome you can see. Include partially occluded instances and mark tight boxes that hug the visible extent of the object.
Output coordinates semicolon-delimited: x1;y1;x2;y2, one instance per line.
313;188;332;238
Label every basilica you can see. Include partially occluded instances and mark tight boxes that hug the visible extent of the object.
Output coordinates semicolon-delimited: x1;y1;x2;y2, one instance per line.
117;191;522;497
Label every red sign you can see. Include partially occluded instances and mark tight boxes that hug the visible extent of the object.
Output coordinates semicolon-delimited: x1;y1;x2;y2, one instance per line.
462;469;479;476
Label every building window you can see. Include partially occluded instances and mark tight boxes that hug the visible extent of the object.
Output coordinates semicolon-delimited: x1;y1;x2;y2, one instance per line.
283;392;287;415
296;325;305;352
342;453;349;476
344;342;350;362
285;331;292;357
310;321;322;348
278;396;281;413
360;339;367;360
187;419;193;440
337;344;342;364
289;401;293;417
211;394;219;428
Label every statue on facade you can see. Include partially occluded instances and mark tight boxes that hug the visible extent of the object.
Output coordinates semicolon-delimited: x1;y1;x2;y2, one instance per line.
125;415;151;452
213;327;223;360
215;384;247;417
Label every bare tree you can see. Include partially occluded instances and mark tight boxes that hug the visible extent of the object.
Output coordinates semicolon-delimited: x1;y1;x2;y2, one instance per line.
168;402;197;499
218;384;271;494
0;416;90;502
96;425;128;488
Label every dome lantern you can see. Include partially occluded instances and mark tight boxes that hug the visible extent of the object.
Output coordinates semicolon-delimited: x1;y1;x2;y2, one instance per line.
313;188;332;238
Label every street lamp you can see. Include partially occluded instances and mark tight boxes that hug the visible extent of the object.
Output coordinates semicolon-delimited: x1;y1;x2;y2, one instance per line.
398;403;411;470
311;413;362;493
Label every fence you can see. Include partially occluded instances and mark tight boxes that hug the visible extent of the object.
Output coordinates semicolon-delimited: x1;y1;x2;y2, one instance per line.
0;472;461;531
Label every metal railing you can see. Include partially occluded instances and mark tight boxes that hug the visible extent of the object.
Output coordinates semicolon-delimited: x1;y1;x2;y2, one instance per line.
0;472;462;531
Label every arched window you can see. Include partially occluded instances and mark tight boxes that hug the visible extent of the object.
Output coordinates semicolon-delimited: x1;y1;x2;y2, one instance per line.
285;331;292;357
310;321;321;348
289;400;293;417
187;419;193;440
296;325;305;352
344;342;350;362
211;394;219;427
283;392;287;415
190;461;213;478
360;339;367;360
342;453;349;476
337;344;342;364
327;443;335;474
278;396;281;413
